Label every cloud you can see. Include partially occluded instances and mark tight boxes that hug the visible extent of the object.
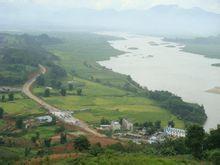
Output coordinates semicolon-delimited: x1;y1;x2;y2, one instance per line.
1;0;220;13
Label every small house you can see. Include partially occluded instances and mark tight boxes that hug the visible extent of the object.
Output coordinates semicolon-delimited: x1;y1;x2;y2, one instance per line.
111;121;121;131
36;115;53;123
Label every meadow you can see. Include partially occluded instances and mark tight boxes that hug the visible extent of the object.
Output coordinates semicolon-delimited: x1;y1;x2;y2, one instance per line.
0;93;45;117
33;33;185;128
55;154;203;165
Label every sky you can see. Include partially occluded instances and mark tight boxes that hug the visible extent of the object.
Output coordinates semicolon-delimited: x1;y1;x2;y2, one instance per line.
1;0;220;13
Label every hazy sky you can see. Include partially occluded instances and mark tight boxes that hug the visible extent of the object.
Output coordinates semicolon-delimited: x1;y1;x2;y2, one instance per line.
1;0;220;13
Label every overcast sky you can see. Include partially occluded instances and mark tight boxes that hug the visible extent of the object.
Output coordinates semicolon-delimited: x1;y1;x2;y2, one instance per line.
1;0;220;13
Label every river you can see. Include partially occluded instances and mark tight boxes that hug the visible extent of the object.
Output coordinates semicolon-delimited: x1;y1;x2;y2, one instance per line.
98;32;220;130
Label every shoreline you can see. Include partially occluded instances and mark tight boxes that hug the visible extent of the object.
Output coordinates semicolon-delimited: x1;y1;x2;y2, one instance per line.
98;32;220;130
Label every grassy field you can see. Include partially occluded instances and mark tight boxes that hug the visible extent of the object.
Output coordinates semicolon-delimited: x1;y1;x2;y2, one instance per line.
22;125;58;139
0;93;45;117
33;69;184;128
34;32;186;128
55;154;204;165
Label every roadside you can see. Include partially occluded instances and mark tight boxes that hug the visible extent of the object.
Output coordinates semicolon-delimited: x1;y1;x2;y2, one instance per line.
22;64;105;137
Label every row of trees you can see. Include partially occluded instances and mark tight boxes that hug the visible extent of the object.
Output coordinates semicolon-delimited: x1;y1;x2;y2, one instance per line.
134;120;162;135
149;90;207;124
44;87;82;97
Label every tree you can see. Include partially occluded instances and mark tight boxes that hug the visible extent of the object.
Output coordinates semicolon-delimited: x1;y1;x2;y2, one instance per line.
60;132;67;144
168;120;175;128
36;75;45;86
89;143;103;156
154;120;161;130
0;107;4;119
76;88;82;96
8;93;14;101
44;138;51;147
36;132;40;139
68;83;73;91
1;95;5;102
100;118;110;125
55;125;65;133
15;118;23;129
31;136;37;144
60;88;66;96
44;88;50;97
74;135;90;151
186;125;205;159
24;147;31;156
206;125;220;150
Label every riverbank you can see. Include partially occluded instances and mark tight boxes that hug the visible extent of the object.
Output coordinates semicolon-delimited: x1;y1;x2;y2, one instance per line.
36;32;186;128
98;32;220;130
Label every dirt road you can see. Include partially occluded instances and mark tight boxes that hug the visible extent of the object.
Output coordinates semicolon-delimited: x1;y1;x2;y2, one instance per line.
22;65;104;137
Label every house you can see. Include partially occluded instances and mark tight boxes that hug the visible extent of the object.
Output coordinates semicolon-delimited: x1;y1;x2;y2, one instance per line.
99;125;111;131
148;132;166;144
45;86;53;90
164;127;186;137
122;118;133;131
111;121;121;131
36;115;53;123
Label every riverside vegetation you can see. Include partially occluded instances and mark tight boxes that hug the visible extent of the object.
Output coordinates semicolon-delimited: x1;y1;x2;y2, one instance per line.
0;32;217;164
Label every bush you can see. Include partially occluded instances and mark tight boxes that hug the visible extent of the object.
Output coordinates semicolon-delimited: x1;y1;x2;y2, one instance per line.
74;135;90;151
207;149;220;165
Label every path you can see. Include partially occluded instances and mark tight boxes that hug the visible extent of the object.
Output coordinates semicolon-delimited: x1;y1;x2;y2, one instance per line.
22;65;104;137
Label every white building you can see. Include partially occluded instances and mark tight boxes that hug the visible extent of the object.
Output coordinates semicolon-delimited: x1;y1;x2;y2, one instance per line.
164;127;186;137
148;132;166;144
122;118;133;131
36;115;53;123
99;125;111;130
111;121;121;131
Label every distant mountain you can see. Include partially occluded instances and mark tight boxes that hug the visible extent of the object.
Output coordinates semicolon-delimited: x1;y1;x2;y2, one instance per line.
0;4;220;37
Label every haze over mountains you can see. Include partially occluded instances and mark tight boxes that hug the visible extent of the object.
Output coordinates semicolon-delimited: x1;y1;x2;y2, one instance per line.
1;4;220;37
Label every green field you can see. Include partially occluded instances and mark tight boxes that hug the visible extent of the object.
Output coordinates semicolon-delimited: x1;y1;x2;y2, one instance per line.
34;78;183;127
0;93;45;117
55;154;203;165
22;125;58;139
33;33;185;128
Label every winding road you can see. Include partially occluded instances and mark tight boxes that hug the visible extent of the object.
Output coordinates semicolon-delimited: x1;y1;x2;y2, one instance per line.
22;65;104;137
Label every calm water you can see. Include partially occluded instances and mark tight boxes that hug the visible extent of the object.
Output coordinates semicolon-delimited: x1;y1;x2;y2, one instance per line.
98;32;220;130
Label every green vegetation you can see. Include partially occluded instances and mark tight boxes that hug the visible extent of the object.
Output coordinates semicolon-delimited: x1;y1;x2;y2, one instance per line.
0;33;61;86
22;125;58;139
149;91;207;124
186;125;205;159
0;107;4;118
165;35;220;59
0;32;215;164
33;80;184;128
32;32;206;126
56;154;202;165
74;135;91;151
0;93;44;117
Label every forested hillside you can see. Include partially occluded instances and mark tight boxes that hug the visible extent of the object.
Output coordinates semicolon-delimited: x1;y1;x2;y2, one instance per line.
0;33;63;85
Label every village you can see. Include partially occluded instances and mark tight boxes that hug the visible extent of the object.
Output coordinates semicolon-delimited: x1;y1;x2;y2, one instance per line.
97;118;186;144
23;113;186;145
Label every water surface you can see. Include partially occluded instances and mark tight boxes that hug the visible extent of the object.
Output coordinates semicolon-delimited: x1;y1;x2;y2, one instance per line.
98;32;220;130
